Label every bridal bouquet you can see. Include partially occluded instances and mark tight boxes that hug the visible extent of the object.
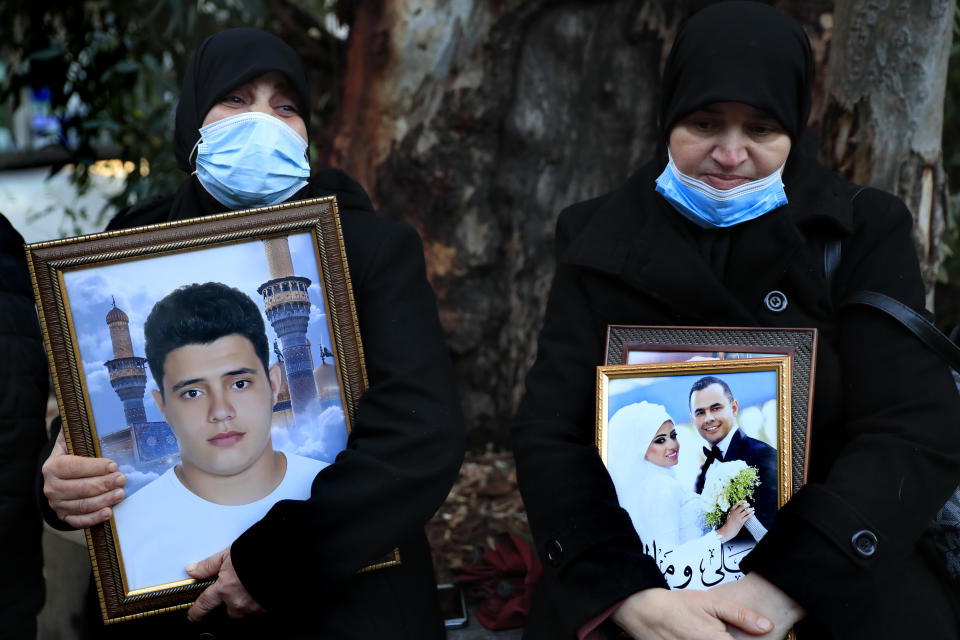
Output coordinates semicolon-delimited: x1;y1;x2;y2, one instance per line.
702;460;761;529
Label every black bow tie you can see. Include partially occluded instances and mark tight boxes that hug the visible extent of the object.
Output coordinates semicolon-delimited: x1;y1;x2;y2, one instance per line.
703;445;723;462
694;445;724;494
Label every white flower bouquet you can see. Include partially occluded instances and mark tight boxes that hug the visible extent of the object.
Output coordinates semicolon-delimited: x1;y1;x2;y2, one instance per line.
702;460;766;540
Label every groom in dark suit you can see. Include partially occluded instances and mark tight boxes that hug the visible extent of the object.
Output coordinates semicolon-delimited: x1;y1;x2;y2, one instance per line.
690;376;777;529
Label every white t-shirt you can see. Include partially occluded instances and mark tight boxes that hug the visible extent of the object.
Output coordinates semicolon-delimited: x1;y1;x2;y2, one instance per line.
113;453;328;592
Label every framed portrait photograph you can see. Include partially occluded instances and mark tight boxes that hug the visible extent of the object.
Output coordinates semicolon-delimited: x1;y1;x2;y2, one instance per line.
596;357;797;599
27;197;397;623
605;325;816;491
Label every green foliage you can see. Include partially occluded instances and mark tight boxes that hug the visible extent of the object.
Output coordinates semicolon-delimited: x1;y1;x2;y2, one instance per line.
0;0;343;229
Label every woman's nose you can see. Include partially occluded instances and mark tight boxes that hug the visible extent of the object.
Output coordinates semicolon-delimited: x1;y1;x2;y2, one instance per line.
249;99;273;116
711;131;748;168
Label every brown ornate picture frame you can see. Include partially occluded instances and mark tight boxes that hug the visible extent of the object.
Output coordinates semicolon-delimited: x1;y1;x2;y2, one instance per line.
605;325;817;490
596;357;796;640
27;197;398;624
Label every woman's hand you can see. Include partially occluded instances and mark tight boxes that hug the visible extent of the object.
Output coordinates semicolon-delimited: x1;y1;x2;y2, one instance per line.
711;573;805;639
41;430;126;528
186;547;265;621
611;588;773;640
717;501;754;542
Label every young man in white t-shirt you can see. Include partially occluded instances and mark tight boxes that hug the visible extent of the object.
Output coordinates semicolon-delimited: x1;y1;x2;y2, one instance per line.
113;282;327;592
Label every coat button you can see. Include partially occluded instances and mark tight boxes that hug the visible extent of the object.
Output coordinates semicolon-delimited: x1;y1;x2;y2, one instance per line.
763;290;788;312
545;538;564;566
851;530;878;558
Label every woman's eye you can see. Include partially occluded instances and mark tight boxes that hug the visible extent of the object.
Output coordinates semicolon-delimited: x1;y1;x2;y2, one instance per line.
749;123;779;136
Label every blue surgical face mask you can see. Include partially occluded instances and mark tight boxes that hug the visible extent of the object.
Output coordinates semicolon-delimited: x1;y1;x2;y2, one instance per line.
191;111;311;209
654;150;787;228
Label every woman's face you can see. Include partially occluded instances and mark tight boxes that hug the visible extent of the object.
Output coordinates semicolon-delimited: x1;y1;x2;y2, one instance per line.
645;420;679;467
668;101;791;190
202;71;308;142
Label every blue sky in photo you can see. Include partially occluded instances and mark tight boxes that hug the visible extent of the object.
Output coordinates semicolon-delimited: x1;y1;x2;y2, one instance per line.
62;232;339;437
607;369;777;426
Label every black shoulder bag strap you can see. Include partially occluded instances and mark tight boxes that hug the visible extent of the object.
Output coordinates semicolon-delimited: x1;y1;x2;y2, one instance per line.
842;291;960;372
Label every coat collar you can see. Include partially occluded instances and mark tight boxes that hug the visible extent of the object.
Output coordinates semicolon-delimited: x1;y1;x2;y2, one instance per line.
561;157;855;324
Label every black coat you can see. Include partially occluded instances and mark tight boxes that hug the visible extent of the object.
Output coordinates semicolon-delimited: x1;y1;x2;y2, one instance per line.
512;156;960;639
0;215;49;640
40;171;465;639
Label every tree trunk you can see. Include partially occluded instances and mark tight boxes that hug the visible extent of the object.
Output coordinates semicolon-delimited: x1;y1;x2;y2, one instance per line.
818;0;955;306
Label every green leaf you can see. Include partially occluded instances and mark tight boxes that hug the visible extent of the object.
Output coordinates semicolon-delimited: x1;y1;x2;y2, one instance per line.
27;47;63;61
112;59;140;74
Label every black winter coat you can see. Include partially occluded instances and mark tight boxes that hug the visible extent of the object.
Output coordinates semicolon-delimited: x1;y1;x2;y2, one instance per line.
40;171;465;639
512;156;960;639
0;214;49;640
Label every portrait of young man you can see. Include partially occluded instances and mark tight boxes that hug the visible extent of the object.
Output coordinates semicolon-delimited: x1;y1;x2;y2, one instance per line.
113;282;328;591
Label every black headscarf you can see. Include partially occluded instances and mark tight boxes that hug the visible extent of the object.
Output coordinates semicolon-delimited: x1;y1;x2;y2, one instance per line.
109;28;375;231
173;28;311;173
659;2;814;143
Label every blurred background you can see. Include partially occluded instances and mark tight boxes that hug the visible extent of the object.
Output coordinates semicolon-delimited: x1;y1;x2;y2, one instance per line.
3;1;958;636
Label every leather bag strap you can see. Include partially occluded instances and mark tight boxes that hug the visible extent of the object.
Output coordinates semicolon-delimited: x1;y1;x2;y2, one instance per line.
843;291;960;373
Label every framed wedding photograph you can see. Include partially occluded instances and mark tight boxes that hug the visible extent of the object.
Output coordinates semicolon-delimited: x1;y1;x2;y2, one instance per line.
604;325;816;490
27;197;398;624
596;357;795;595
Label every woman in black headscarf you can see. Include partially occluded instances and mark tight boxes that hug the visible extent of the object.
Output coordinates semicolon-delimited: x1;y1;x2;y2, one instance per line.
512;3;960;639
106;28;372;227
40;28;464;639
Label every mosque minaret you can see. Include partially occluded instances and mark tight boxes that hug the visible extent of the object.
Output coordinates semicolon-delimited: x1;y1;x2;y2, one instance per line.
258;237;319;419
104;299;149;428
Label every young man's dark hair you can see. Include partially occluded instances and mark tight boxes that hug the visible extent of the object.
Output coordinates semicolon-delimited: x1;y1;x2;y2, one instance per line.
144;282;270;395
689;375;735;407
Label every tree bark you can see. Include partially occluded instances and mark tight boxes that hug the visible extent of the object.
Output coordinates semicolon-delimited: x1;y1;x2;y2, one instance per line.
818;0;955;305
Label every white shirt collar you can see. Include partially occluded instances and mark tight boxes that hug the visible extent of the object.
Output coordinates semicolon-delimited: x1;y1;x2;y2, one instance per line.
716;426;739;458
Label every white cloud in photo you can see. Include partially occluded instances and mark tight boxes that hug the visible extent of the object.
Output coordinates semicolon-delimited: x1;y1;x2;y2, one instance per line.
75;329;114;363
271;405;347;464
309;303;327;325
83;366;111;394
63;240;276;318
609;376;658;399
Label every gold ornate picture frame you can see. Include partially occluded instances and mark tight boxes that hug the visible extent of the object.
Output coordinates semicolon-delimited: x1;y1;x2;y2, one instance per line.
27;197;398;623
596;357;800;639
